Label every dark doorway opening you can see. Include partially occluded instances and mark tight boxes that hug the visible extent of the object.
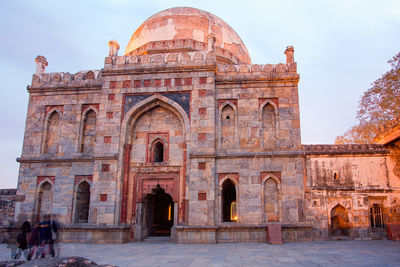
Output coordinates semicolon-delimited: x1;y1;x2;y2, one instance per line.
222;179;236;222
146;184;174;236
153;142;164;162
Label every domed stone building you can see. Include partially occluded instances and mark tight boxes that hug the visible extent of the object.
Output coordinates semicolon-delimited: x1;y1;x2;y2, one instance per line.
14;7;400;243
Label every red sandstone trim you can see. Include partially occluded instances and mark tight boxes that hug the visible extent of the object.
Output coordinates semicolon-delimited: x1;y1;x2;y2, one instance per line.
74;175;93;185
121;144;132;223
259;98;279;108
45;105;63;116
37;176;55;186
218;173;239;185
218;99;237;109
260;172;281;184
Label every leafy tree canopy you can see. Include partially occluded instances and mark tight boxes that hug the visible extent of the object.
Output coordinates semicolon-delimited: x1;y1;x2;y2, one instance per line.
335;52;400;144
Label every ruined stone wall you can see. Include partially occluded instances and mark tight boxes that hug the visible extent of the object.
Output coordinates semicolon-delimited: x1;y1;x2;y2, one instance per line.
0;189;17;226
304;145;400;240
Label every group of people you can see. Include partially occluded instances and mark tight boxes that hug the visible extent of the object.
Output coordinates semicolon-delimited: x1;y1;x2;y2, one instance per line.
13;214;59;260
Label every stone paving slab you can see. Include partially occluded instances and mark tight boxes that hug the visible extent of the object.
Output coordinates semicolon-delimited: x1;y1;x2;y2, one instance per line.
0;240;399;267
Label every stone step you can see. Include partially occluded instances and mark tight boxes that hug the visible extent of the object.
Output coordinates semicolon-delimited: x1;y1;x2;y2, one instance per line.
143;236;172;243
330;235;352;241
387;223;400;241
267;224;283;244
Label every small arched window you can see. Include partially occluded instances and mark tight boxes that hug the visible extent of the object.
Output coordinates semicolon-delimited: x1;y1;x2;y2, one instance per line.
153;141;164;163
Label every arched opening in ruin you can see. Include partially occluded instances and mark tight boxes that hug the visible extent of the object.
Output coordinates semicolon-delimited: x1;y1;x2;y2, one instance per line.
330;204;351;237
36;181;53;222
152;141;164;163
75;181;91;223
145;184;174;236
222;179;237;222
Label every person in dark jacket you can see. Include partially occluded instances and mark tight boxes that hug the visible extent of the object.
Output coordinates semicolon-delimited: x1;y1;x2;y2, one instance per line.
14;221;31;260
38;214;57;257
27;222;39;260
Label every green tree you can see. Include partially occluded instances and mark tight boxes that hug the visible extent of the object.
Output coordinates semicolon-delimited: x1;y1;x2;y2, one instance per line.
335;52;400;144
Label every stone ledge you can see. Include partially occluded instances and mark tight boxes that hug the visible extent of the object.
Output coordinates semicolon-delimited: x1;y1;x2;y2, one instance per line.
303;144;388;155
17;154;118;163
173;223;314;244
190;150;306;159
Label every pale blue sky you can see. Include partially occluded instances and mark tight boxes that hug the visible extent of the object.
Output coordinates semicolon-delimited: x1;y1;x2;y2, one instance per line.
1;0;399;188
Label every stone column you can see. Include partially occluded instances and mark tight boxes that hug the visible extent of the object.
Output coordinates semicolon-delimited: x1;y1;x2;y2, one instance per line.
121;144;132;223
108;39;120;57
35;55;48;75
284;46;294;64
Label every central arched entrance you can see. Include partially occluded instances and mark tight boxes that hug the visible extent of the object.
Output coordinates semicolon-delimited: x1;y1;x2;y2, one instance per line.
145;184;174;236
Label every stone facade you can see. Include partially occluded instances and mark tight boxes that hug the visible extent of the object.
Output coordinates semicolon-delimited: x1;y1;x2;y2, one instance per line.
13;7;400;243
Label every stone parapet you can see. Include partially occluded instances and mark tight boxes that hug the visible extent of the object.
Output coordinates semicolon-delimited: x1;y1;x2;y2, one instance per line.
303;144;388;155
30;70;102;90
125;38;242;64
216;62;299;83
103;51;216;74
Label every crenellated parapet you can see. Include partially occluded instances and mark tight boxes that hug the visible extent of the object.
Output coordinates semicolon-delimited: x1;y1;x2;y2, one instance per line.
124;39;242;65
103;50;217;74
30;70;102;90
216;62;299;82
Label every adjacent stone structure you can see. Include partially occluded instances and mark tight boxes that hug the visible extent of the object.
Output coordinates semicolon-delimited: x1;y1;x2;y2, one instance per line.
14;7;400;243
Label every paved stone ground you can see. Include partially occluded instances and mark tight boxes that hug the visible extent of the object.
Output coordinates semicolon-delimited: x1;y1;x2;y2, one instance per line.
0;240;399;267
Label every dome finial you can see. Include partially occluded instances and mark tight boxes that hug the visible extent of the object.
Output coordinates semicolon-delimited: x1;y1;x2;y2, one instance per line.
35;55;48;75
284;46;294;64
108;40;120;57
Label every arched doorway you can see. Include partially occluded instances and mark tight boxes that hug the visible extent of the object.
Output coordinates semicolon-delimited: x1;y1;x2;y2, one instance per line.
222;179;237;222
145;185;174;236
330;204;352;237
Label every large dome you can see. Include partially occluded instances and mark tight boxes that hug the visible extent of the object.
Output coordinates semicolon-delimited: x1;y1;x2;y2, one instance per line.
125;7;251;64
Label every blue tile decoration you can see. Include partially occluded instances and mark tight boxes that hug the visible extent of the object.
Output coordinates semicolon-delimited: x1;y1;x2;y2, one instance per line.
124;93;190;117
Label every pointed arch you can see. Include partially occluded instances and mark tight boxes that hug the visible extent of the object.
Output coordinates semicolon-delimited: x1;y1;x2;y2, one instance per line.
330;204;352;237
259;100;279;148
35;180;54;222
260;176;282;223
74;180;91;223
79;108;97;153
120;94;190;146
42;109;62;154
117;94;189;225
218;102;238;149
